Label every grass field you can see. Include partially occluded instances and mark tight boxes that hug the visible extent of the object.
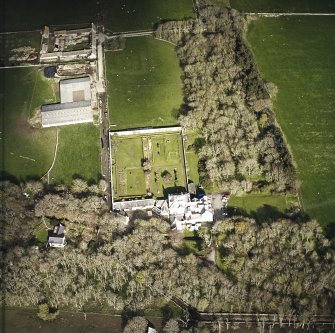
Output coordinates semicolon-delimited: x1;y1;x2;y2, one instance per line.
111;131;187;199
1;0;97;32
102;0;194;31
106;37;183;130
228;193;299;222
230;0;335;12
2;0;194;33
0;67;101;184
49;124;101;185
0;68;57;182
247;17;335;227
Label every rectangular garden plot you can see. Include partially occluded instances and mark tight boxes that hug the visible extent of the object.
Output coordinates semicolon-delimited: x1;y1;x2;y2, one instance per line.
110;128;187;200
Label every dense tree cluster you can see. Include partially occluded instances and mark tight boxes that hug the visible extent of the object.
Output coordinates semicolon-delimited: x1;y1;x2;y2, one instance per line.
155;6;296;194
212;218;335;317
1;182;334;322
123;316;148;333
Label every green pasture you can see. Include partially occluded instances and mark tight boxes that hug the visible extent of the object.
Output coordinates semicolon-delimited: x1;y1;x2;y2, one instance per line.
2;0;194;33
103;0;194;31
228;193;299;222
0;67;100;184
106;37;183;130
49;124;101;185
230;0;335;12
1;0;97;32
111;132;187;199
0;68;56;182
247;17;335;226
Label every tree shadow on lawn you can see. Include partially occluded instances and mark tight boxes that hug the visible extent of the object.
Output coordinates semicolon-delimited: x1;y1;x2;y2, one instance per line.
177;236;204;256
162;185;187;198
72;173;102;186
325;222;335;239
1;170;42;184
227;204;309;224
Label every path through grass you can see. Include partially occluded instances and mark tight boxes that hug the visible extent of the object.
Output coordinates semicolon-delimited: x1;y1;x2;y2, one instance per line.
50;124;101;185
247;17;335;226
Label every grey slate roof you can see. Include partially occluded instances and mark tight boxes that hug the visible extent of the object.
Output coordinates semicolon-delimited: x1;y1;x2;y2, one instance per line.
48;236;65;244
60;76;90;85
41;100;91;112
55;224;65;236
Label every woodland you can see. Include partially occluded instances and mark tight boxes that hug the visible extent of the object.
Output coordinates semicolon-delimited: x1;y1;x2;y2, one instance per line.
1;180;334;323
156;5;296;194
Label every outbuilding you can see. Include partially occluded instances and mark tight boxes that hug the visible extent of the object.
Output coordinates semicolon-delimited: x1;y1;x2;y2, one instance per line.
48;224;66;248
41;76;93;127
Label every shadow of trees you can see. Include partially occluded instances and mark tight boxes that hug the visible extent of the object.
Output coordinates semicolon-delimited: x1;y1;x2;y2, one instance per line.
227;204;310;224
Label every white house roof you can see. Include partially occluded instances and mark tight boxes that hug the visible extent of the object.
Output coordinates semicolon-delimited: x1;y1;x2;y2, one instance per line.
167;193;213;230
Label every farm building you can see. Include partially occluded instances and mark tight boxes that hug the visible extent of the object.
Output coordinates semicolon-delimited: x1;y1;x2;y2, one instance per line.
156;193;214;231
40;23;97;63
48;223;66;248
41;76;93;127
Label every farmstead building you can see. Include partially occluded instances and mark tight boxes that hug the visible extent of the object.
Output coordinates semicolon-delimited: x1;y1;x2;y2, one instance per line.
41;76;93;127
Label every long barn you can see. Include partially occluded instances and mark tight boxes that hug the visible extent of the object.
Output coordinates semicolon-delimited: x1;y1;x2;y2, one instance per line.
41;76;93;127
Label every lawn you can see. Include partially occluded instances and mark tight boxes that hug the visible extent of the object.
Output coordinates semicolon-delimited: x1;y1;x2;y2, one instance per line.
228;193;299;222
247;17;335;226
230;0;335;12
184;132;201;185
103;0;194;32
111;131;187;199
106;37;183;130
49;124;101;185
0;68;57;182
